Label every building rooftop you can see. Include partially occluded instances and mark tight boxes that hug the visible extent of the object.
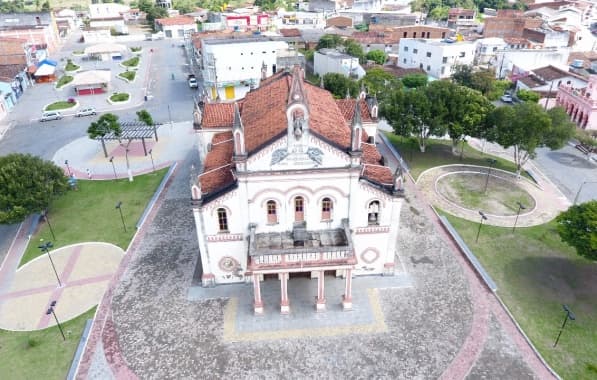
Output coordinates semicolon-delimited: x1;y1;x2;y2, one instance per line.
317;48;354;60
0;12;52;29
402;38;475;46
155;15;195;26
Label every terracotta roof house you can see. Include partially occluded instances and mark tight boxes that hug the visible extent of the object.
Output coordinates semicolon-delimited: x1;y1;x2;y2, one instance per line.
155;16;198;38
190;67;404;314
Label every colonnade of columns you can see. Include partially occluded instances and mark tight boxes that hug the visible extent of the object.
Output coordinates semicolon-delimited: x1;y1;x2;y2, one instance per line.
252;269;353;315
557;98;590;128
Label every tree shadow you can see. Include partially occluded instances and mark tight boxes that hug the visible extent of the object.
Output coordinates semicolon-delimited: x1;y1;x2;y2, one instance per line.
546;151;597;169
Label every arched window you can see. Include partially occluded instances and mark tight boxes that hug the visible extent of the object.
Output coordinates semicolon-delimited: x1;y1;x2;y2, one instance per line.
321;197;332;220
217;208;228;232
367;201;380;225
267;200;277;224
294;196;304;222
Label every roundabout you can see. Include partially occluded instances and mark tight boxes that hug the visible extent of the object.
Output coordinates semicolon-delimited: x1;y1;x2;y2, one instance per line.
417;164;568;227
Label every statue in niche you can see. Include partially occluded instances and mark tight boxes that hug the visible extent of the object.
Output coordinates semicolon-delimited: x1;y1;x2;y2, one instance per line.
293;116;303;140
271;148;288;165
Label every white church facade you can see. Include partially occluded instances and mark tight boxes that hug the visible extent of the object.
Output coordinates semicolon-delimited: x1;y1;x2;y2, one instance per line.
191;67;404;314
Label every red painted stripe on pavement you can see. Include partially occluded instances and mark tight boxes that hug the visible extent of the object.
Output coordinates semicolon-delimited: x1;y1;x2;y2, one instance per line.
35;245;84;329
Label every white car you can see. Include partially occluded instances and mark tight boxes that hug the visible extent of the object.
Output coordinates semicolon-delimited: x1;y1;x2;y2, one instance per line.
76;107;97;117
40;111;62;122
501;94;513;103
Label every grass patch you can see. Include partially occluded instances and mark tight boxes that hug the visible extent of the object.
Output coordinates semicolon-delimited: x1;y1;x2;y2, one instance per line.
439;211;597;380
64;60;80;72
72;50;84;55
121;56;139;67
45;101;76;111
130;46;142;52
385;133;524;180
56;75;73;89
0;307;96;380
109;92;130;102
118;71;136;81
20;169;167;267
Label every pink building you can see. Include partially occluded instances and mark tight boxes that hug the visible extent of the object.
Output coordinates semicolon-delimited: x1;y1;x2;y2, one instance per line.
556;74;597;130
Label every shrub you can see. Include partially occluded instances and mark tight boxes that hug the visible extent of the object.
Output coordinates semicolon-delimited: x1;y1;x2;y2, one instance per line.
110;92;130;102
121;56;140;67
45;101;77;111
118;71;136;81
56;75;73;88
130;46;142;52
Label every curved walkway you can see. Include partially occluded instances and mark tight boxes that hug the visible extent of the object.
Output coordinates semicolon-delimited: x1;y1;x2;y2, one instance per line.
0;243;123;331
416;164;567;227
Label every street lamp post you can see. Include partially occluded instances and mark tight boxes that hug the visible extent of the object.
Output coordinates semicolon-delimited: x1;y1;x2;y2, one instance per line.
115;201;127;232
553;304;575;348
41;210;56;240
38;241;62;287
46;300;66;341
476;211;488;243
148;149;155;171
483;159;498;193
64;160;72;176
109;156;117;179
512;201;526;233
573;181;597;205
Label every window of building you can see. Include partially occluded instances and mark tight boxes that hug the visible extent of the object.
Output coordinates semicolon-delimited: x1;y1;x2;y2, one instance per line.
442;56;447;63
413;49;418;54
267;200;277;224
403;32;407;38
403;58;406;63
217;208;228;231
321;198;332;220
368;201;380;225
426;65;430;71
441;66;445;75
404;46;408;52
294;196;304;222
493;47;498;52
459;52;465;57
413;32;417;38
419;63;423;69
426;52;431;57
441;32;446;38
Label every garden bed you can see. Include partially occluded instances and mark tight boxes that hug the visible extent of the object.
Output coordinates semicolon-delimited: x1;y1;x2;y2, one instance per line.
44;100;77;111
108;92;130;103
118;71;136;82
64;59;80;72
56;75;73;89
120;56;139;69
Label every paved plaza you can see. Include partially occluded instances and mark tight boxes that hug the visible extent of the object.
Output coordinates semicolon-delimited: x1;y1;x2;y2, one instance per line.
75;141;554;379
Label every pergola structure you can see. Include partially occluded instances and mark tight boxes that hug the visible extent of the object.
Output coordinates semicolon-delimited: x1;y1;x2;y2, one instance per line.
95;121;162;158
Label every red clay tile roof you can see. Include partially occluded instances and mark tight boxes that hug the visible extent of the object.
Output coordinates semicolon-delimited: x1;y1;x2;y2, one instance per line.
199;70;394;196
199;132;234;194
279;28;301;37
335;99;374;123
156;16;195;26
202;103;236;128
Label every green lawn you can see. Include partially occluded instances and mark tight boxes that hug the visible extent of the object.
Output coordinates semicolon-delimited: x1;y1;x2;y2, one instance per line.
64;60;80;72
384;133;523;180
441;212;597;380
121;56;139;68
20;169;167;267
0;307;96;380
118;71;136;81
130;46;142;53
56;75;73;89
45;101;76;111
109;92;130;102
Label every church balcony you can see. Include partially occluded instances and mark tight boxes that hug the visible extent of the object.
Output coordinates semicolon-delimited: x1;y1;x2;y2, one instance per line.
247;219;356;272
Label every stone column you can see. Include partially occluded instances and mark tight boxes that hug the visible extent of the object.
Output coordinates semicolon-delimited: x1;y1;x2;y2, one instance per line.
342;269;353;311
253;274;264;315
316;270;326;312
280;272;290;314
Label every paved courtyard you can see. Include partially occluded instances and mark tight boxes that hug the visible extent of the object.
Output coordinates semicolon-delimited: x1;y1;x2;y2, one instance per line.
77;146;554;379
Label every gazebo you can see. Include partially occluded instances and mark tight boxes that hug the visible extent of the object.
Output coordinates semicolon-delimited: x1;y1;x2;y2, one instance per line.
71;70;111;95
84;43;127;61
33;59;58;83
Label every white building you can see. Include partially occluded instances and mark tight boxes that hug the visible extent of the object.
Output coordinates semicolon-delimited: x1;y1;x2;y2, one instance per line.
154;16;198;38
275;10;326;30
516;65;587;94
492;48;570;80
397;38;476;79
475;37;507;65
314;48;366;79
201;37;288;100
191;67;402;315
88;3;128;29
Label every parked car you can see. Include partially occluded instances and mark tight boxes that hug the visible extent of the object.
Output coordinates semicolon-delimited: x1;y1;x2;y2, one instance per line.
188;74;198;89
500;93;513;103
40;111;62;122
76;107;97;117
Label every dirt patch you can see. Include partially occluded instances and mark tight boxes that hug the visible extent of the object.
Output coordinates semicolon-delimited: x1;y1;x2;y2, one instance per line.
436;173;536;216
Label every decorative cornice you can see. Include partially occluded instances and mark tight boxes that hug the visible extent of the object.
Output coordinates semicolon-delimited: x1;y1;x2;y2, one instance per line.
207;233;244;242
355;226;390;234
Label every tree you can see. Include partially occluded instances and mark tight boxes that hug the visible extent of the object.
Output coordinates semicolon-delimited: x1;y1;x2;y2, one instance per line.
429;5;449;20
0;154;68;224
145;5;168;27
516;89;540;103
343;39;365;62
470;69;495;96
359;68;400;99
447;85;493;155
88;113;121;158
485;102;568;176
556;201;597;261
401;73;428;88
41;0;50;11
173;0;195;14
323;73;359;99
317;34;343;50
451;64;474;88
366;50;387;65
545;106;575;148
136;109;154;126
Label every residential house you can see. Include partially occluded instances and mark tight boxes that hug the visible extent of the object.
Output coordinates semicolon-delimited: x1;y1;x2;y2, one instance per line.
190;67;401;315
492;47;570;80
0;13;60;54
475;37;507;65
314;48;366;79
353;25;450;54
88;3;128;29
223;12;269;32
0;37;34;99
448;8;477;31
516;65;586;98
155;16;198;38
483;10;543;39
397;38;476;79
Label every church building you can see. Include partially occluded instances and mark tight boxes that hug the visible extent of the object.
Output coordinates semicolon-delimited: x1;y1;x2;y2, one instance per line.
191;67;404;314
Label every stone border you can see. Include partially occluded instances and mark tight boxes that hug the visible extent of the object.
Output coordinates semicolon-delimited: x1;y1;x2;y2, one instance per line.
433;170;537;219
106;93;131;105
43;100;79;112
67;318;94;380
